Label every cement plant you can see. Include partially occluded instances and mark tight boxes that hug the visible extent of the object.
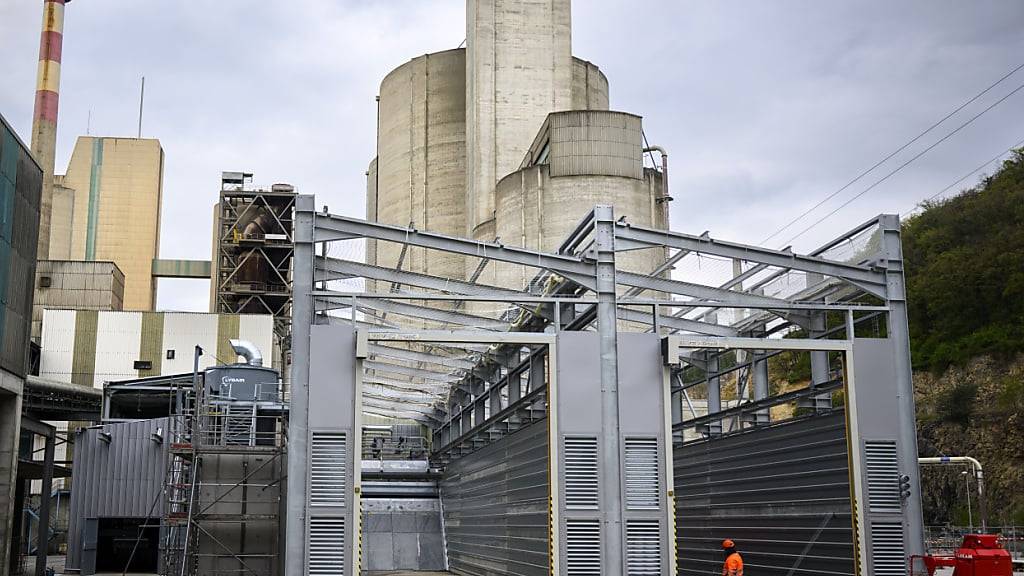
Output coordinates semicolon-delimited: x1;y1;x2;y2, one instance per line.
1;1;1022;576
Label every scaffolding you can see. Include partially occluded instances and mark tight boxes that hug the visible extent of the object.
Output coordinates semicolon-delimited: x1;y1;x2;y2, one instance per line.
161;369;287;576
215;172;296;349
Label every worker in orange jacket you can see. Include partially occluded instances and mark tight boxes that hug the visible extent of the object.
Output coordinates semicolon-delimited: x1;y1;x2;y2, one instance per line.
721;539;744;576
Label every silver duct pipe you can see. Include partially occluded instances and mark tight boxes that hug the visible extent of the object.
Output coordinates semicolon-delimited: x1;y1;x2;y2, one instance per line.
229;339;263;367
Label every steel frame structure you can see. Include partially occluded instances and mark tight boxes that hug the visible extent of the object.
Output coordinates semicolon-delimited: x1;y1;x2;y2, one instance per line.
215;178;296;345
286;193;923;575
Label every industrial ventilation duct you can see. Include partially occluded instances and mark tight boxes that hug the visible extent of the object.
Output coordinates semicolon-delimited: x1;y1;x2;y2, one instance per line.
229;339;263;367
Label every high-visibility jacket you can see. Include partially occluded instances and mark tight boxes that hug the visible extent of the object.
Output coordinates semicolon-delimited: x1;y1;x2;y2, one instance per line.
722;551;744;576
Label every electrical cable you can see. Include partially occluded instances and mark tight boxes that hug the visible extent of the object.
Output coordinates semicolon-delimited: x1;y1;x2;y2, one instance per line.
759;60;1024;245
901;136;1024;217
779;78;1024;246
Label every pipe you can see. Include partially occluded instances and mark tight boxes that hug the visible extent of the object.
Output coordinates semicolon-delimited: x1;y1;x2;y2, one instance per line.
643;145;671;232
229;339;263;367
919;456;987;532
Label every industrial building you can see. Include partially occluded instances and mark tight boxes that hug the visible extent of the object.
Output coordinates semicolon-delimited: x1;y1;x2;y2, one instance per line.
31;260;124;341
52;136;165;311
39;309;276;388
62;341;286;576
0;112;44;576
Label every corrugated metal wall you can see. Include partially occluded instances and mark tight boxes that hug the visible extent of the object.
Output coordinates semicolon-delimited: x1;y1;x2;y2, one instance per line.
674;412;856;576
66;418;168;571
440;419;550;576
0;114;42;378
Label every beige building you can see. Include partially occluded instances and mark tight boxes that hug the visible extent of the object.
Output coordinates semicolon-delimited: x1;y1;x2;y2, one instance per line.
52;136;164;311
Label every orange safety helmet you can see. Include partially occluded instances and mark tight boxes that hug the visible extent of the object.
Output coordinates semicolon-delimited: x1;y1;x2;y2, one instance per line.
722;539;736;549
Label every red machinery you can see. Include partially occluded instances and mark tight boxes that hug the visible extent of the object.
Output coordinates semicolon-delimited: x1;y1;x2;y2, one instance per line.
912;534;1013;576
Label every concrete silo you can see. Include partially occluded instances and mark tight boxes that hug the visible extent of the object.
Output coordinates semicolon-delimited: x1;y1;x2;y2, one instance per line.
485;110;668;291
367;44;611;282
370;49;468;283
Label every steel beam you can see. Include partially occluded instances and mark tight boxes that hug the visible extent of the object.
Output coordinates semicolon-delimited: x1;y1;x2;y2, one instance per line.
364;361;461;383
318;296;510;330
313;213;598;289
613;221;887;288
369;344;477;370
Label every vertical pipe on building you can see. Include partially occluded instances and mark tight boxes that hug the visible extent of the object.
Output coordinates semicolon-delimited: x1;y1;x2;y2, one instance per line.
593;205;624;570
879;214;926;559
34;431;54;576
31;0;68;260
285;195;315;576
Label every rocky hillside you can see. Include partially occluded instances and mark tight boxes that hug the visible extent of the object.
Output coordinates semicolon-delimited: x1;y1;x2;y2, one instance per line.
905;150;1024;525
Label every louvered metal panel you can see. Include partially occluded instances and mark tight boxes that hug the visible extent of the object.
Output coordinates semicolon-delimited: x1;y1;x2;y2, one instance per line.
308;517;346;576
624;438;660;510
626;519;662;575
674;412;855;576
564;437;599;510
864;440;901;513
440;420;549;575
870;521;905;576
565;518;602;575
310;432;347;506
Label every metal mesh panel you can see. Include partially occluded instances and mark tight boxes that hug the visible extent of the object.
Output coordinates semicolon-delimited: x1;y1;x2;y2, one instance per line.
565;518;602;575
564;437;599;510
870;521;905;576
864;440;900;513
310;432;347;506
308;517;346;575
626;519;662;575
624;438;660;510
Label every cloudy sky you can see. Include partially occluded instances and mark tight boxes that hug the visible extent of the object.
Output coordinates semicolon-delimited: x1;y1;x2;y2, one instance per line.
1;1;1022;311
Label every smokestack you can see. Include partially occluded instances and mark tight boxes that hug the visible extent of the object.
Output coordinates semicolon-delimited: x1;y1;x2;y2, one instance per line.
31;0;68;260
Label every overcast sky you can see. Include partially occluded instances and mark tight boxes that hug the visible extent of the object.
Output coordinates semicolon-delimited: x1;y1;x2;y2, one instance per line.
1;1;1022;311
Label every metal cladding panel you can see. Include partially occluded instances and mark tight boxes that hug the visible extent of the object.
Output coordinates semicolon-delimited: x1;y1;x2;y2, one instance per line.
0;115;42;378
852;337;916;576
65;418;169;571
161;312;220;373
92;311;142;388
547;111;643;180
674;412;856;576
39;308;75;381
305;324;359;575
440;419;550;576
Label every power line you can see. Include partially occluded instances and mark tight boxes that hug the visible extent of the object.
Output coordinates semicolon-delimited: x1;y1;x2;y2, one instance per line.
779;78;1024;247
759;60;1024;245
901;137;1024;218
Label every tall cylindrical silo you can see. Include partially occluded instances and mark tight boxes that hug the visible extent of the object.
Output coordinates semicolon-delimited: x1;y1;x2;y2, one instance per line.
373;48;467;283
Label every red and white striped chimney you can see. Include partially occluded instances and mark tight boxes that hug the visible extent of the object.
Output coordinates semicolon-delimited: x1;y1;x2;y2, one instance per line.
31;0;68;260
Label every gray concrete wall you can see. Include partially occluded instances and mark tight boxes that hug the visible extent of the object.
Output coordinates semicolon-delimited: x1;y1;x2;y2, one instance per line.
0;371;23;576
362;498;444;572
466;0;574;235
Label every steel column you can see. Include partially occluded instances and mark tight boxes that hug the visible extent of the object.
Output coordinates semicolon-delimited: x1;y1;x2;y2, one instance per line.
880;213;926;559
284;195;314;576
593;206;624;571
